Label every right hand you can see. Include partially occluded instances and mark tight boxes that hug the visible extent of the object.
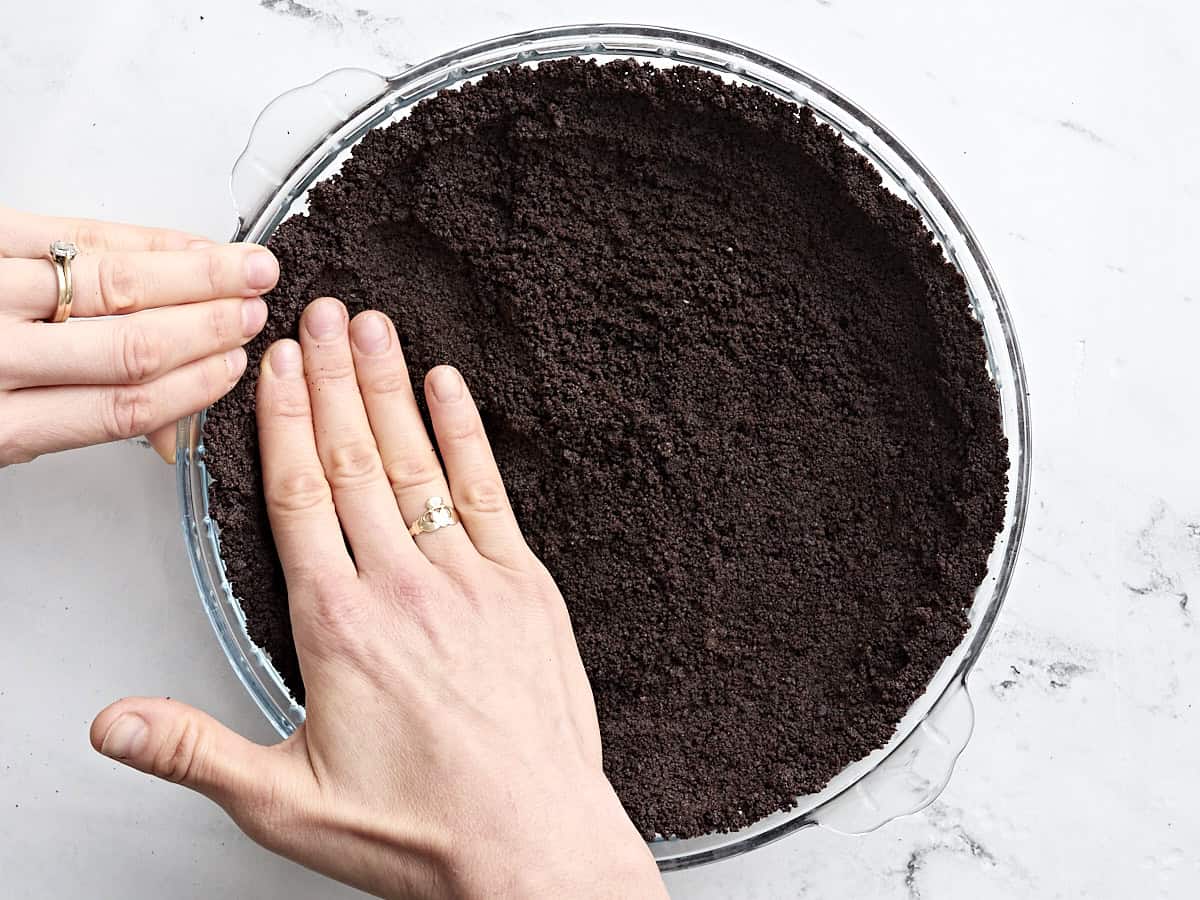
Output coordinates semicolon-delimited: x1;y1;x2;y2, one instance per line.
88;298;668;899
0;206;277;467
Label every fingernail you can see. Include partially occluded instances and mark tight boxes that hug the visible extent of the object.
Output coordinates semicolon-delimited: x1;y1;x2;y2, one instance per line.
245;250;279;292
350;312;390;356
100;714;148;760
304;297;345;340
225;347;248;379
429;365;463;402
187;239;216;250
241;298;268;337
270;340;302;377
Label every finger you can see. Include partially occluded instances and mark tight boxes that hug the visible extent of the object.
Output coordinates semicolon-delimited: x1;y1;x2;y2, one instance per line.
347;311;470;566
256;339;356;586
0;297;268;388
147;423;179;463
424;366;530;569
90;696;299;817
300;299;420;572
0;206;209;258
0;243;278;321
0;349;245;466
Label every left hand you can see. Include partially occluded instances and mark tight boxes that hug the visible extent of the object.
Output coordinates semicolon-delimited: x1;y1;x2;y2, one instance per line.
0;206;277;466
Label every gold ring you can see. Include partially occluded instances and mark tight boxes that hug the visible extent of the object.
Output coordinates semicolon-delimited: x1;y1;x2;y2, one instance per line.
47;240;78;323
408;496;459;537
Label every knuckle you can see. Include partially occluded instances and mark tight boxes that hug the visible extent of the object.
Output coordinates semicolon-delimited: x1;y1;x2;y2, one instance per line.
98;254;144;314
117;326;163;383
207;300;236;346
308;581;368;642
324;438;383;489
73;222;110;252
152;717;204;785
268;467;332;515
389;580;434;609
363;370;412;397
198;349;220;397
148;230;181;252
458;477;508;515
191;352;221;407
383;453;442;496
273;468;334;514
271;389;312;420
205;249;225;296
105;385;156;439
305;361;357;389
444;416;483;444
374;576;439;623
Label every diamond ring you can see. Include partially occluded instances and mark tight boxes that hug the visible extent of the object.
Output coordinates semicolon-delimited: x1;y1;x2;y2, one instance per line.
47;240;78;323
408;496;459;537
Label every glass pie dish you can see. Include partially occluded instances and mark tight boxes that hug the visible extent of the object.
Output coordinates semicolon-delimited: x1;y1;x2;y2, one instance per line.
177;23;1031;871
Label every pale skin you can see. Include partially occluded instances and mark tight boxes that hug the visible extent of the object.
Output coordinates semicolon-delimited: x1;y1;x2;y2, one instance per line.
1;209;666;896
0;206;278;465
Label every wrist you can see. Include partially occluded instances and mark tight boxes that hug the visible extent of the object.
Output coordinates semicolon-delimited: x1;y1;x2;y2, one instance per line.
447;779;665;900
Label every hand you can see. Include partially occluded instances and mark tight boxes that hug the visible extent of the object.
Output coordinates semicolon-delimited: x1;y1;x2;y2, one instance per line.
89;298;667;899
0;206;278;466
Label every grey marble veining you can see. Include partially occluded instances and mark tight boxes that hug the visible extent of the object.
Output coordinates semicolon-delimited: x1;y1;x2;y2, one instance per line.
1;1;1197;897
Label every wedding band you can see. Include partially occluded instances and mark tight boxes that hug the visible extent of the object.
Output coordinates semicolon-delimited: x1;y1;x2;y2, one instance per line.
47;240;78;323
408;496;459;537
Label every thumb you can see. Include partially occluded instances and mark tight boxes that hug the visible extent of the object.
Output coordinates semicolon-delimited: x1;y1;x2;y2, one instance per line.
90;696;281;808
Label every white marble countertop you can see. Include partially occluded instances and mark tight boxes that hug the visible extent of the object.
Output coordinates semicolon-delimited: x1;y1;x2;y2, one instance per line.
1;1;1197;897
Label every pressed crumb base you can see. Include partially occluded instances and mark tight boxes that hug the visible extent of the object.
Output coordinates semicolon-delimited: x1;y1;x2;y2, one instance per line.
203;59;1008;839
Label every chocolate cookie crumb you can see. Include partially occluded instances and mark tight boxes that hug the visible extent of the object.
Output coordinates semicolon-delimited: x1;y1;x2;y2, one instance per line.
203;59;1007;838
